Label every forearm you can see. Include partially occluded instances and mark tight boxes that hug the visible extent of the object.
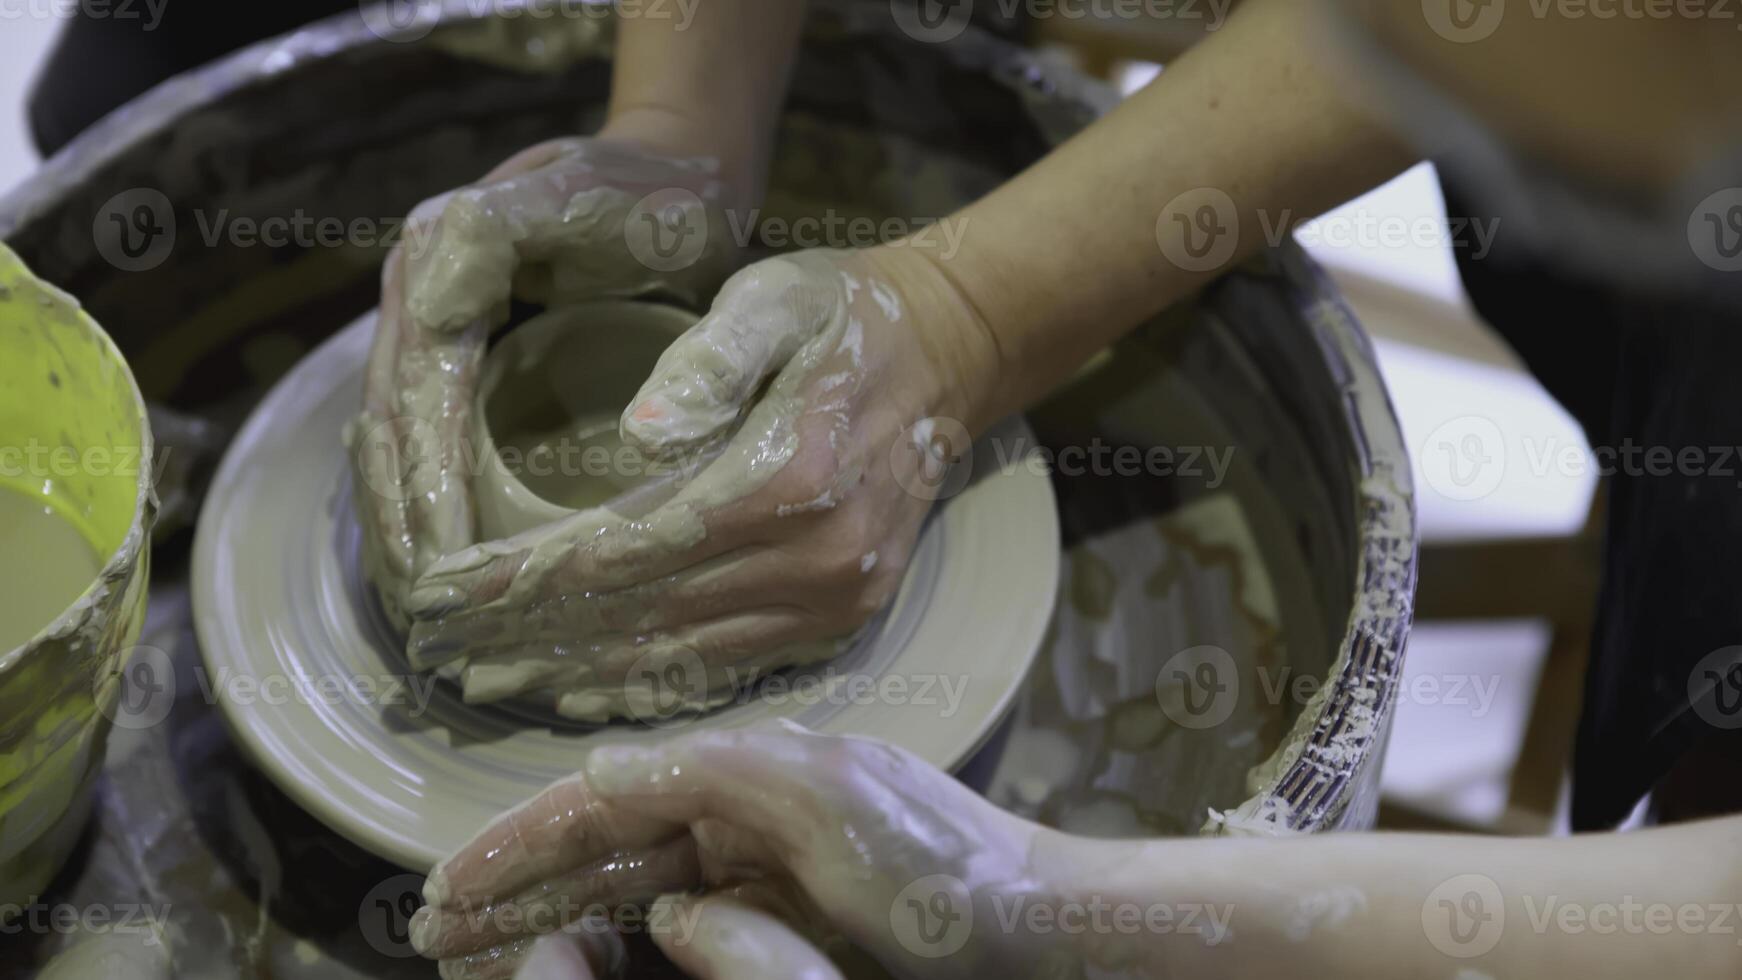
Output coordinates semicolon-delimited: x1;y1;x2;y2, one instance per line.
920;0;1415;431
1038;817;1742;978
603;0;807;200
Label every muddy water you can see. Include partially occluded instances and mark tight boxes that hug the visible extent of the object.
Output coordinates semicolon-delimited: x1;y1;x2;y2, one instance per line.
0;485;103;654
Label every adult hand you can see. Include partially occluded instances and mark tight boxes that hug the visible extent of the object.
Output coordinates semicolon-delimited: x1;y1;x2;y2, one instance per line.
402;247;1000;721
348;129;744;626
410;724;1087;979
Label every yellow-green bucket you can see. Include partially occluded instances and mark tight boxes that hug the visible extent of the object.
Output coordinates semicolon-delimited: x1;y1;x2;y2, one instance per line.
0;242;155;908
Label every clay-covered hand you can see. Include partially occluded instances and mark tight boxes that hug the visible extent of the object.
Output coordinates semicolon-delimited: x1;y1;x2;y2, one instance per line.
347;134;742;626
402;247;998;721
409;723;1090;980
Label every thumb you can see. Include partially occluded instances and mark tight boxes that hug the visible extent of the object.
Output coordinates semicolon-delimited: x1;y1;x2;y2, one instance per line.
511;929;626;980
513;936;595;980
652;895;844;980
620;255;843;457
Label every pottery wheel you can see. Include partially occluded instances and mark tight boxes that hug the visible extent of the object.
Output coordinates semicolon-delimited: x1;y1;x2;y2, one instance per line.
192;314;1060;870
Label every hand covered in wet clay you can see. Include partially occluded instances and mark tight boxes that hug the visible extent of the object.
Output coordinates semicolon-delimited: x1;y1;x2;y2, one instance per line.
403;247;1000;722
409;723;1106;980
349;131;746;626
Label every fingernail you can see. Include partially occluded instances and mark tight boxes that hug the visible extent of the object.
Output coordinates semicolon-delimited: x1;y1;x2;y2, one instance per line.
423;867;450;907
585;744;665;794
409;905;441;956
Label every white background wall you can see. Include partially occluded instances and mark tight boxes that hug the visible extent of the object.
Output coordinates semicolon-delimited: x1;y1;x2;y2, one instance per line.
0;18;57;195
